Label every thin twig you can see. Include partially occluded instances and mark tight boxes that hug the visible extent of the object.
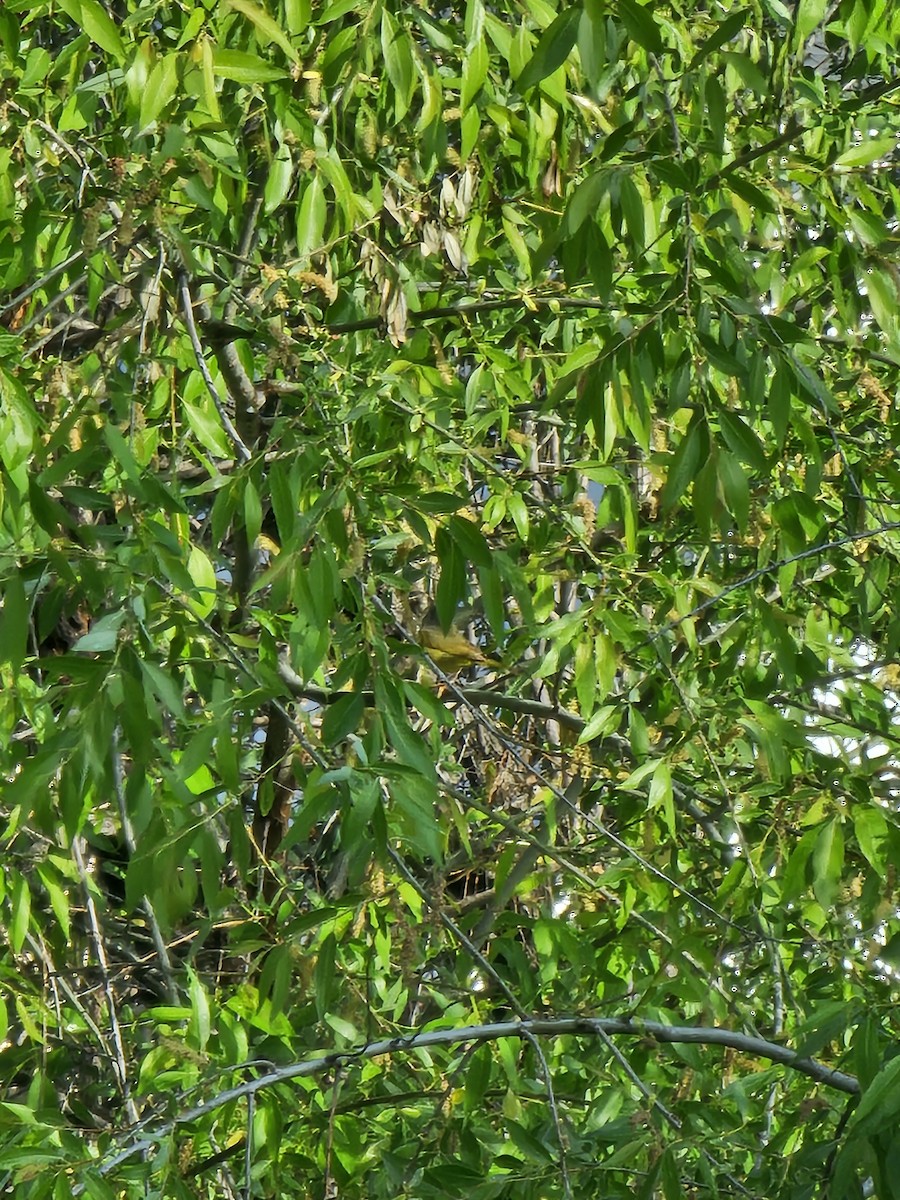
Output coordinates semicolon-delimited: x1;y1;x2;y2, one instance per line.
321;293;655;334
71;839;140;1126
646;520;900;645
177;272;252;463
595;1027;753;1197
243;1091;254;1200
0;231;117;317
111;728;180;1003
387;846;528;1017
520;1027;572;1200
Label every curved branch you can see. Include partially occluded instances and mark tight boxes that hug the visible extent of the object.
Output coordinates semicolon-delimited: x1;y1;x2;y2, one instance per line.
94;1015;858;1180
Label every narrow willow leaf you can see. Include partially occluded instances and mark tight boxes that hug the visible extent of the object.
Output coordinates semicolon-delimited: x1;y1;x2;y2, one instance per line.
77;0;127;60
461;35;488;111
846;1056;900;1137
296;174;326;258
139;52;179;131
11;876;30;955
661;416;705;511
212;48;288;82
228;0;299;62
718;409;768;472
688;9;748;68
562;169;611;236
812;817;844;910
434;527;466;637
516;5;581;91
264;141;294;214
617;0;663;54
0;571;27;675
835;136;896;169
188;970;211;1052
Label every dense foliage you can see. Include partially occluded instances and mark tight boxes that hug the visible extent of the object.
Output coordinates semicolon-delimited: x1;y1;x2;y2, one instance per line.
2;0;900;1195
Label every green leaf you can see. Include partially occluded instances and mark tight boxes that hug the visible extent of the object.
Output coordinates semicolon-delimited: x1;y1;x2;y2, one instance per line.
866;266;898;336
577;704;618;745
296;174;326;258
835;136;897;169
619;172;645;251
648;760;675;837
461;34;488;111
854;807;889;878
11;874;31;954
507;490;529;540
315;932;337;1020
660;1146;685;1200
139;52;179;131
321;691;366;745
718;410;768;472
188;970;211;1052
661;415;706;511
688;9;749;68
388;769;442;861
718;450;749;529
264;141;294;214
212;48;288;82
376;677;437;783
182;396;233;458
846;1055;900;1137
140;659;187;719
447;514;492;569
617;0;663;54
435;527;467;632
382;9;416;119
574;635;597;718
812;818;844;910
515;5;582;91
186;545;218;619
414;492;467;514
227;0;299;62
77;0;127;61
0;364;37;472
464;1046;493;1111
562;169;612;236
72;610;128;653
795;0;827;42
0;571;28;675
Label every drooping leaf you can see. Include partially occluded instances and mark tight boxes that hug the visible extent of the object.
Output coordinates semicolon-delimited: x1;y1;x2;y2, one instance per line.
516;5;582;92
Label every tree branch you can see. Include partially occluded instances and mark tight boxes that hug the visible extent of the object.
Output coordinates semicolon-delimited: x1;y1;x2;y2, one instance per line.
275;656;587;731
92;1015;859;1180
320;293;654;334
177;273;252;463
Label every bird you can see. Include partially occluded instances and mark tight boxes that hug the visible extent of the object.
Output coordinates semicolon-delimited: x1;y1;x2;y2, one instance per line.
417;614;500;674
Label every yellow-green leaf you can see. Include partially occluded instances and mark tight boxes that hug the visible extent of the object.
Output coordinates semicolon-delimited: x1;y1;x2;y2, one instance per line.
212;48;288;82
79;0;127;61
228;0;299;62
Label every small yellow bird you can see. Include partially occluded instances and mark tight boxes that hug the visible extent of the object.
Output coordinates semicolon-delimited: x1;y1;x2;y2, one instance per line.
418;617;500;674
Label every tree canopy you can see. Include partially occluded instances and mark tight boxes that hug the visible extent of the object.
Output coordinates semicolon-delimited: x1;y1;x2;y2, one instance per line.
2;0;900;1196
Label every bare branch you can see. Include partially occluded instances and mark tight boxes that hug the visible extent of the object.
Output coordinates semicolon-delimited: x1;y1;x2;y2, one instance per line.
92;1015;859;1180
177;273;252;463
